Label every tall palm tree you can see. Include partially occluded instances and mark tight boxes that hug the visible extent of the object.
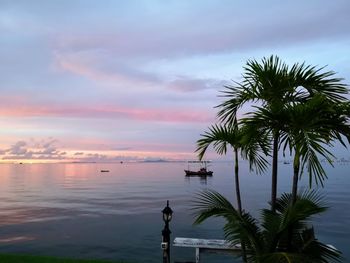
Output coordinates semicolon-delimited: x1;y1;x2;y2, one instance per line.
192;189;342;263
217;56;292;212
216;55;348;211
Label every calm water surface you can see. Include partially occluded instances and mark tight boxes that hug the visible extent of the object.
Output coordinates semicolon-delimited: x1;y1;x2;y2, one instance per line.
0;162;349;262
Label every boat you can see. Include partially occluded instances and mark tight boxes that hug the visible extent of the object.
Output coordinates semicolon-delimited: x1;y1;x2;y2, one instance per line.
185;161;213;176
100;170;110;172
185;168;213;176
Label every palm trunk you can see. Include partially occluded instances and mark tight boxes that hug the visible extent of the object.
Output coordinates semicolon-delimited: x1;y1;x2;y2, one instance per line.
234;148;243;213
234;148;247;263
271;131;279;212
292;153;300;204
287;152;300;250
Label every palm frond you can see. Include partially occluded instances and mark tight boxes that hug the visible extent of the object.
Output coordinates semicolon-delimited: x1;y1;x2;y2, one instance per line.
302;240;342;263
196;124;235;160
192;189;237;224
280;96;349;187
276;191;327;233
216;83;257;125
239;123;271;174
193;190;341;262
289;62;349;103
192;190;264;251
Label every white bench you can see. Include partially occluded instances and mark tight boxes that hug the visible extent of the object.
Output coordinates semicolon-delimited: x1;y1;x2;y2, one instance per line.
173;237;241;263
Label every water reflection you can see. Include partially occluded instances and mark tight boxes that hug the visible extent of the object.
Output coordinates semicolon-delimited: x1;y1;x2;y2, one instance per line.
0;236;35;243
0;206;74;226
185;175;212;185
0;162;348;263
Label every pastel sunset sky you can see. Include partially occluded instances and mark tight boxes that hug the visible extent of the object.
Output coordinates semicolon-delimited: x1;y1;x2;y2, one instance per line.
1;0;350;163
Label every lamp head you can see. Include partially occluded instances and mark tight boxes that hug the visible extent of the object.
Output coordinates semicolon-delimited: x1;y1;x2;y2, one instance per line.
162;200;173;223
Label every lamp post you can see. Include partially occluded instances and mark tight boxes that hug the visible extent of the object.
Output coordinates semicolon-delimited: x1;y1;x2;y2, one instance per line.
161;200;173;263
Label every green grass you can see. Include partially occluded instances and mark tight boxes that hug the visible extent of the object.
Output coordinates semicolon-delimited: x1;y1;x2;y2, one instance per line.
0;254;131;263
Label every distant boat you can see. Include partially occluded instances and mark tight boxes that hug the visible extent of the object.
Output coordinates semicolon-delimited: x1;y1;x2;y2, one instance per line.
100;170;110;172
283;161;290;164
185;161;213;176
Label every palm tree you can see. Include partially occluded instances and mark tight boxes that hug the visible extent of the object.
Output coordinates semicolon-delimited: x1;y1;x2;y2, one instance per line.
196;123;268;214
192;189;342;263
196;123;269;262
216;55;348;211
243;95;350;249
279;96;350;203
243;97;350;206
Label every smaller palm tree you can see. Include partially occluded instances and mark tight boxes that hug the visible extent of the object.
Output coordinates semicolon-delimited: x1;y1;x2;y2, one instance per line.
242;95;350;205
192;189;342;263
279;96;350;203
196;123;269;263
196;123;268;214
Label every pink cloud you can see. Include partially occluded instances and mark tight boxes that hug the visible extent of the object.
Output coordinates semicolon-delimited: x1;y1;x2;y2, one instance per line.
0;102;213;123
60;136;195;153
54;52;159;86
0;137;196;163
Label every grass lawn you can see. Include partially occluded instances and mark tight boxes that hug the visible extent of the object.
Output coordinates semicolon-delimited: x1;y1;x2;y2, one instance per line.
0;254;131;263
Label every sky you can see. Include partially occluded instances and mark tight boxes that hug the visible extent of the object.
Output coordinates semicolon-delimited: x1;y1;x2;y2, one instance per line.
0;0;350;163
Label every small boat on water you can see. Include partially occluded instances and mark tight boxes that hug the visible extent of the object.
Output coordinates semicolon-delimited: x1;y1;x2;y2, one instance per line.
185;161;213;176
185;168;213;176
100;170;110;172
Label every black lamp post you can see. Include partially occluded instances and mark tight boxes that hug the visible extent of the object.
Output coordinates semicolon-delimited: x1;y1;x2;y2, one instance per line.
161;200;173;263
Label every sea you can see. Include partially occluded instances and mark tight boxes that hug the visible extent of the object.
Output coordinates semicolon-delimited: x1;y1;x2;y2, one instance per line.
0;161;349;263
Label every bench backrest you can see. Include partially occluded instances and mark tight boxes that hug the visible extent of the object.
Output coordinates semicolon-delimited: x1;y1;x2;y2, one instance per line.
173;237;241;250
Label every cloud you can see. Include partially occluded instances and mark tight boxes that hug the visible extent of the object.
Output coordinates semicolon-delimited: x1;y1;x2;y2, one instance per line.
1;0;349;163
0;140;140;162
54;51;160;87
1;138;66;160
167;77;227;93
54;51;227;94
33;138;59;155
0;101;213;123
84;153;108;162
48;1;350;60
113;147;132;151
8;141;27;155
